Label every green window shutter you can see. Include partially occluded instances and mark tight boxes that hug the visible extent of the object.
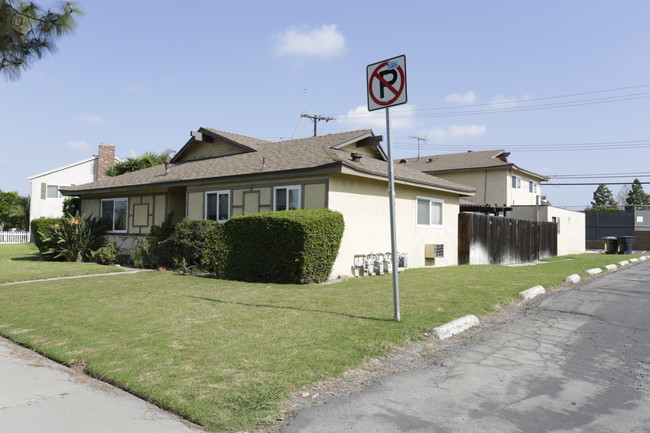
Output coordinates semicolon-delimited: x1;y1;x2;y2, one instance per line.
41;183;46;199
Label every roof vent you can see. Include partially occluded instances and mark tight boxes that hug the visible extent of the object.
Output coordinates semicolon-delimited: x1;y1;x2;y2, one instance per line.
164;159;171;175
399;159;407;164
351;152;362;162
427;158;433;163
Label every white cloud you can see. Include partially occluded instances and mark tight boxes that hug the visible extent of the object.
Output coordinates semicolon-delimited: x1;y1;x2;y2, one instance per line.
424;125;487;142
78;114;109;125
273;24;346;58
445;91;476;105
337;104;417;131
65;141;91;151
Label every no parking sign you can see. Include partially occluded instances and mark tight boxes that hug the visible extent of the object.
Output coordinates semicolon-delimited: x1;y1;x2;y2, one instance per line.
366;55;407;111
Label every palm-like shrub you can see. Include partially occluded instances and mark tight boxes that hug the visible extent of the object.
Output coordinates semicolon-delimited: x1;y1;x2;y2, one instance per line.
38;213;107;262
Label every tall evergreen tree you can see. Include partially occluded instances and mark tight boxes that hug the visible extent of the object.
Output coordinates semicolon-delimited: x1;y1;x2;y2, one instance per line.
0;0;81;80
625;179;650;207
590;184;618;211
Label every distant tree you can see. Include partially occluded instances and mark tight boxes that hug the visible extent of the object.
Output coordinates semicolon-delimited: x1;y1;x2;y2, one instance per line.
616;184;631;209
106;150;175;177
590;184;619;211
625;179;650;207
0;190;21;229
8;194;29;230
0;0;81;81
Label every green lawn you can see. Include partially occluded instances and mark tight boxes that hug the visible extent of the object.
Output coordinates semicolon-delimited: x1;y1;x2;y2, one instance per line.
0;251;643;432
0;243;124;284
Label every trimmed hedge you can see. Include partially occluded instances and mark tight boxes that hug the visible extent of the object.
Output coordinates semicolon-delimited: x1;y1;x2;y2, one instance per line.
222;209;344;284
30;218;61;252
201;223;228;278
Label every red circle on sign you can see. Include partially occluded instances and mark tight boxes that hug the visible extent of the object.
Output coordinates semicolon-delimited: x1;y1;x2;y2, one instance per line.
368;61;405;106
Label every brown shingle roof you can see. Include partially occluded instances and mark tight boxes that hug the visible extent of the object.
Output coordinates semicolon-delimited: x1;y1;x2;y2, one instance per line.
61;129;476;196
398;149;548;180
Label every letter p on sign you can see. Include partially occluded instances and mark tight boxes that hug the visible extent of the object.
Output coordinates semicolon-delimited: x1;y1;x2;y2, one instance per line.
367;55;407;111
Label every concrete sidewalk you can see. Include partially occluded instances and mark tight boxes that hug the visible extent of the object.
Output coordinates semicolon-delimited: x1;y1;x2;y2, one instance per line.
0;337;206;433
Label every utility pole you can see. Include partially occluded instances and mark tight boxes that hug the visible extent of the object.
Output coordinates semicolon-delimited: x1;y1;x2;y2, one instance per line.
301;114;334;137
410;136;427;160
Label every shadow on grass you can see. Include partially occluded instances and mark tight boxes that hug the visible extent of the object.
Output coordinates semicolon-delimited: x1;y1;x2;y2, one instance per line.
189;295;392;322
10;254;43;262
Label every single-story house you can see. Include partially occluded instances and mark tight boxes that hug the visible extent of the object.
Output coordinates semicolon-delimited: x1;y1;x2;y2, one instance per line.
61;128;476;278
28;143;118;224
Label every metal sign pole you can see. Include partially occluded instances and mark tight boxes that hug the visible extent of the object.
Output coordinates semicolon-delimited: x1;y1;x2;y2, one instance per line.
385;106;401;322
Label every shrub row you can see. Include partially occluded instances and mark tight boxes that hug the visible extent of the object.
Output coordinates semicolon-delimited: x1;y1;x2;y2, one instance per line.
138;209;344;284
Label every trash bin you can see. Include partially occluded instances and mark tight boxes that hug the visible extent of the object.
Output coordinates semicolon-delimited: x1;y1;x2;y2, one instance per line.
617;236;635;254
602;236;618;254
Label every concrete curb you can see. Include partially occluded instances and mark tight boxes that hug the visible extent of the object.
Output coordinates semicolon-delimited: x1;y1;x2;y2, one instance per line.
519;285;545;300
618;260;630;266
640;256;648;262
603;264;617;271
630;258;639;263
565;274;581;284
432;315;480;340
586;268;603;276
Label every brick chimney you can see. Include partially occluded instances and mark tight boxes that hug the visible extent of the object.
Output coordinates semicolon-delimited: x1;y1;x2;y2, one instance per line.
96;143;115;181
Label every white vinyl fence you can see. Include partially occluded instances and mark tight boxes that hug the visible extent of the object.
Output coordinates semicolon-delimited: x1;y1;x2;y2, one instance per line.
0;231;31;243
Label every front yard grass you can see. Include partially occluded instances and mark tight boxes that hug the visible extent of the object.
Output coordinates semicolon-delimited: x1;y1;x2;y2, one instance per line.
0;252;642;432
0;243;124;284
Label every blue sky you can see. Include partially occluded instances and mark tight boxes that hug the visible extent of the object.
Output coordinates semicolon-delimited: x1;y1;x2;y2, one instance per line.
2;0;650;209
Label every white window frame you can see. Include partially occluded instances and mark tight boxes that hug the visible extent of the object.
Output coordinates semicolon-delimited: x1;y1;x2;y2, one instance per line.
512;175;522;189
205;190;230;223
100;198;128;233
529;180;537;193
416;196;444;228
273;185;301;211
46;184;62;199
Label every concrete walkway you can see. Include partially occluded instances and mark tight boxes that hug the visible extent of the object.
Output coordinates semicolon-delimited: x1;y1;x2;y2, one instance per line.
0;336;206;433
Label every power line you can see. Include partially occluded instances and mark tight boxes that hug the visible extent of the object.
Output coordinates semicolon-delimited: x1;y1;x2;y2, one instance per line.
335;83;650;120
392;138;650;153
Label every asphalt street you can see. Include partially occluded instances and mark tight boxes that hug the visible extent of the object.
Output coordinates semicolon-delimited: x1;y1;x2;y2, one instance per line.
283;261;650;432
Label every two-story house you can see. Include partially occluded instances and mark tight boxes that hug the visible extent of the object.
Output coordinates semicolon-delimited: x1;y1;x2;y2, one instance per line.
28;143;118;224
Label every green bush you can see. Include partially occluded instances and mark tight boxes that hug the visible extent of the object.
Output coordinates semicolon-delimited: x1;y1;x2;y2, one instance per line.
31;218;61;251
223;209;344;284
134;217;176;269
174;219;218;269
91;243;130;266
38;213;107;262
201;223;229;278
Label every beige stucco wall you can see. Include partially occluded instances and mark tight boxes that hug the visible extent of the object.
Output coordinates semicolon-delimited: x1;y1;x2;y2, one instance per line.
186;176;329;220
432;170;505;206
328;173;460;278
180;140;246;161
507;168;542;206
509;205;586;256
81;193;168;236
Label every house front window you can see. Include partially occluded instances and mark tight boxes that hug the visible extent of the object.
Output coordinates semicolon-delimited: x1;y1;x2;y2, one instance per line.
101;198;128;232
529;181;537;193
512;175;522;189
47;184;62;198
205;190;230;223
274;185;301;211
417;196;443;227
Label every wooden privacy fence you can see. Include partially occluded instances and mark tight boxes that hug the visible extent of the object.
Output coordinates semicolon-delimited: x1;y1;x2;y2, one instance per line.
0;231;31;244
459;213;557;265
